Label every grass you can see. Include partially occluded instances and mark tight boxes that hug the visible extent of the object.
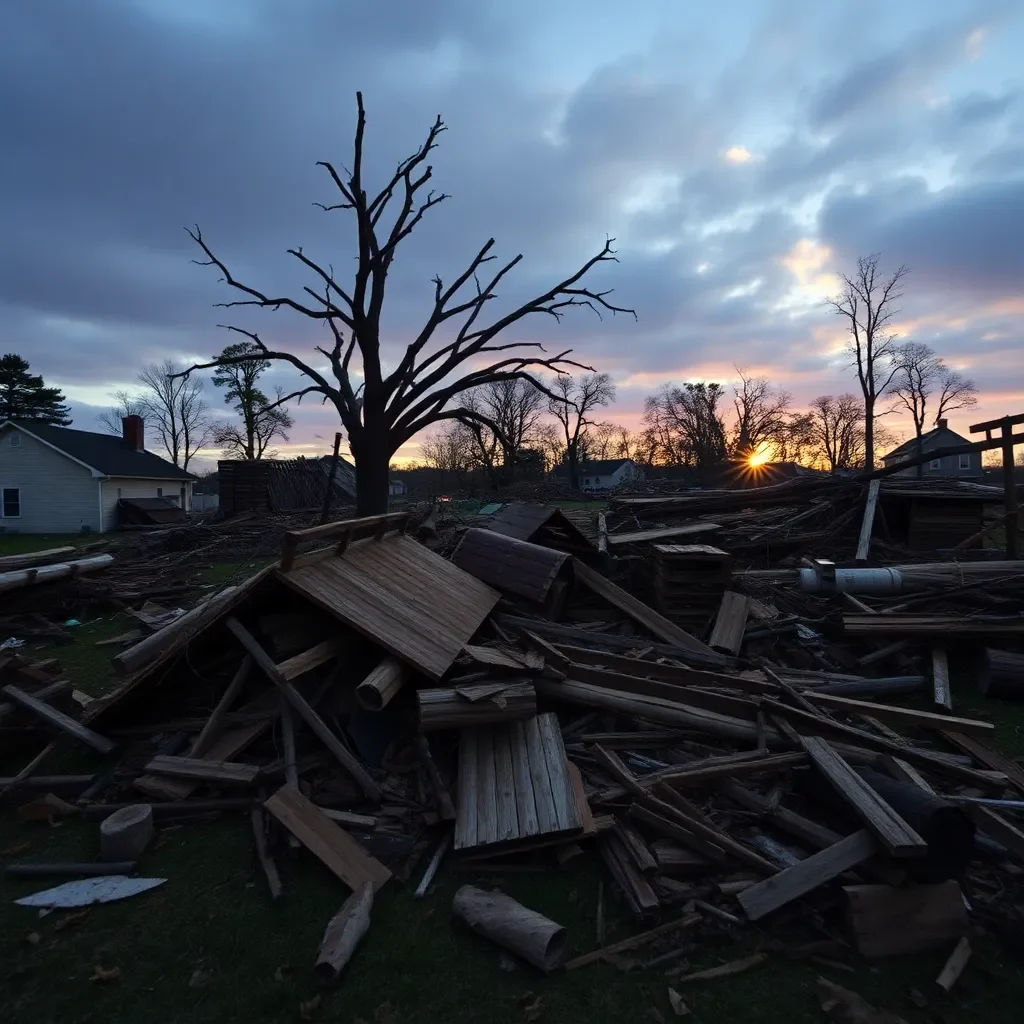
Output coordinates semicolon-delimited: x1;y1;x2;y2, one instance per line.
2;536;1024;1022
0;534;97;557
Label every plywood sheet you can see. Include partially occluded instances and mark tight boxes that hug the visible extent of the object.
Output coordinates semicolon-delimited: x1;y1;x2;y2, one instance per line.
280;533;500;680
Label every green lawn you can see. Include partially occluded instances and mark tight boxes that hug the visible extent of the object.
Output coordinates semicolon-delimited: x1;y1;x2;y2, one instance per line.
2;538;1024;1022
0;534;99;557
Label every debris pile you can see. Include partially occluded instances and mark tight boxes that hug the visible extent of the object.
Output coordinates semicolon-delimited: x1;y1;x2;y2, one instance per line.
3;488;1024;1007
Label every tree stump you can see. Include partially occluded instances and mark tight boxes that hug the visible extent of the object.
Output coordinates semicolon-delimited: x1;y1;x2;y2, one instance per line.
99;804;154;862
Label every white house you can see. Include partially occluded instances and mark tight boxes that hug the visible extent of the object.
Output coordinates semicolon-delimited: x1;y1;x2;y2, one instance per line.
880;418;984;479
555;458;645;492
0;416;196;534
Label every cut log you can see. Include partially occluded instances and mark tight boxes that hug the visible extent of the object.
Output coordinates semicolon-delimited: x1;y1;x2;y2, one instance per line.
452;885;566;972
314;882;373;984
801;736;926;858
418;682;536;731
0;545;76;570
737;830;877;921
708;591;751;656
845;881;968;957
99;804;154;862
979;648;1024;699
0;554;113;594
1;685;115;755
113;586;237;676
355;657;409;711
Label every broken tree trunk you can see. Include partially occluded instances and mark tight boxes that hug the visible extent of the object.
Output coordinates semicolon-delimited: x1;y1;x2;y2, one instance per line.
452;885;567;972
314;882;374;984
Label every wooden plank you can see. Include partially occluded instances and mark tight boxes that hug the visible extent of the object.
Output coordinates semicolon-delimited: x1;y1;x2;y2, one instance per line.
535;712;580;832
801;736;926;857
476;727;499;847
523;715;559;834
803;692;991;736
936;937;972;993
250;808;282;901
276;638;345;681
571;558;717;656
551;645;755;689
145;755;259;784
264;784;391;891
0;546;76;571
659;752;805;787
492;726;518;843
566;761;596;837
508;720;540;838
967;805;1024;858
1;685;115;755
718;781;843;850
279;512;410;570
191;656;252;757
708;591;751;656
932;647;952;712
455;728;479;851
607;522;722;547
564;914;701;970
225;617;380;800
737;829;877;921
941;730;1024;795
855;479;881;562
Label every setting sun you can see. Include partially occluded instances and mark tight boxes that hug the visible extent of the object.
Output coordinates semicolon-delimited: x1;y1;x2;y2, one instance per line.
747;449;771;468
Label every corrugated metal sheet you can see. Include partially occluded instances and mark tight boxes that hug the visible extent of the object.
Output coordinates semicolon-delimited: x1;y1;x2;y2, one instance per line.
279;533;500;680
452;528;571;607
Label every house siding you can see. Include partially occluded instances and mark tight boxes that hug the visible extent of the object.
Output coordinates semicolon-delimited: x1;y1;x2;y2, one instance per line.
883;452;983;479
101;479;193;531
0;424;102;533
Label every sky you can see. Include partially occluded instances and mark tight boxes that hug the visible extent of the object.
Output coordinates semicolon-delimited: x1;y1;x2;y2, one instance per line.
2;0;1023;470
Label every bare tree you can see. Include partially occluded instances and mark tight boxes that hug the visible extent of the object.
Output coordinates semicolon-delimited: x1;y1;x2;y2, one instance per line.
642;382;728;468
731;370;791;460
547;373;616;488
891;342;978;475
807;394;891;472
775;412;817;465
827;254;909;470
533;421;566;471
421;420;475;475
464;378;545;483
98;390;148;435
182;93;632;514
138;361;211;470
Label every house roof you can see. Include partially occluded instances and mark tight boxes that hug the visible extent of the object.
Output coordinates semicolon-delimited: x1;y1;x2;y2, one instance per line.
553;458;634;477
882;425;971;463
4;419;196;480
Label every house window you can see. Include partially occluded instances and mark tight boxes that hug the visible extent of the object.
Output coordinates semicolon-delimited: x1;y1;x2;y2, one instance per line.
959;454;971;470
2;487;20;518
9;433;20;447
929;459;942;470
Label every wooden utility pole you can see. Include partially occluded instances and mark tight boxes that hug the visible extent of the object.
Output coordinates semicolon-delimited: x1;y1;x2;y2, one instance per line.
319;432;343;526
970;414;1024;559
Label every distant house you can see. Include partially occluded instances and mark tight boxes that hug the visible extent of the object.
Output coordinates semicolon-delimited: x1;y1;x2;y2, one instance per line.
881;418;983;479
0;416;195;533
553;458;645;492
389;477;407;497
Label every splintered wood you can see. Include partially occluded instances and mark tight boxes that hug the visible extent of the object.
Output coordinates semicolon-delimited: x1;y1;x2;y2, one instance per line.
455;713;583;852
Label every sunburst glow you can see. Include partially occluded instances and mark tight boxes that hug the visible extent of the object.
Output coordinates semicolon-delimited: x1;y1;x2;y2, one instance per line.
747;449;771;468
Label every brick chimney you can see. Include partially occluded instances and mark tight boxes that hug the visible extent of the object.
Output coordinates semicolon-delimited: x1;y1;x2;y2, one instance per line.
937;417;948;430
122;415;144;451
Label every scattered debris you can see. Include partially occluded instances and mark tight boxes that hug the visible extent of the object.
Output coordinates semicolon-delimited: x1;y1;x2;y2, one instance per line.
89;965;122;983
815;977;909;1024
14;876;166;909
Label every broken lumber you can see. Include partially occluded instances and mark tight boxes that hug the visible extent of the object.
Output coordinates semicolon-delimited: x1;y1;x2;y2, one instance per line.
315;882;373;983
737;830;877;921
708;591;751;656
844;881;968;957
251;807;282;901
0;554;113;593
935;937;972;993
452;885;566;972
418;682;537;731
802;691;992;737
564;913;701;970
932;647;952;711
226;617;380;800
190;656;252;757
801;736;926;858
1;685;115;755
144;755;259;785
264;784;391;891
0;545;76;570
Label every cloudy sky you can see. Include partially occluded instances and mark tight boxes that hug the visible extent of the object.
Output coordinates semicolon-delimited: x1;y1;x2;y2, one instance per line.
3;0;1022;468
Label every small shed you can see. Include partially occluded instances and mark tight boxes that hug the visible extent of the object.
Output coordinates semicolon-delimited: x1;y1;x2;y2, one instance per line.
117;496;187;526
486;502;593;555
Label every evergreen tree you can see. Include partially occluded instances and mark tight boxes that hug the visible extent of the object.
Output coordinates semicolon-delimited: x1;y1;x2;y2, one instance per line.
0;354;72;425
